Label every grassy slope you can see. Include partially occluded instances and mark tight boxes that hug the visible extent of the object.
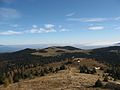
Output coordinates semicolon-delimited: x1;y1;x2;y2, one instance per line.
0;65;109;90
32;47;88;57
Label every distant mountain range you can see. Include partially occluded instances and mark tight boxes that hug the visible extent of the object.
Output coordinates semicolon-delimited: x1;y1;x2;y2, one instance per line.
0;44;51;53
0;42;120;53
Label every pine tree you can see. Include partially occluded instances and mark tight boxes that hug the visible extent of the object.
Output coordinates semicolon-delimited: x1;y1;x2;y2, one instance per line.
94;79;103;87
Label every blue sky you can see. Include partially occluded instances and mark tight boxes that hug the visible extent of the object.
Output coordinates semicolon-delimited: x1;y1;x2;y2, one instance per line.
0;0;120;45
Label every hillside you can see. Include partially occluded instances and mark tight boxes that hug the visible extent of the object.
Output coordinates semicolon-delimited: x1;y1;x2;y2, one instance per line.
91;46;120;64
32;46;84;56
0;46;120;71
0;46;120;90
0;63;109;90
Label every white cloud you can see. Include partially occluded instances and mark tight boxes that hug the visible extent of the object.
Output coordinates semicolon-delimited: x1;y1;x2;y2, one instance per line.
88;26;104;30
28;24;70;33
0;24;69;35
59;28;69;32
67;16;120;22
42;28;56;33
67;18;108;22
0;30;22;35
71;41;118;46
44;24;55;29
32;25;38;28
29;28;56;33
29;24;56;33
29;28;38;33
66;12;75;17
86;41;115;46
58;25;70;32
0;8;21;20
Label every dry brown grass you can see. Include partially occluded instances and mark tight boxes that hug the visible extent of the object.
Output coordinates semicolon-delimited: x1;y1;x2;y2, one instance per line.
0;66;110;90
32;47;87;57
78;59;106;68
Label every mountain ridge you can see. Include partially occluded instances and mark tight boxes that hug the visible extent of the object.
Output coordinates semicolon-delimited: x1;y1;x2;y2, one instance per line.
0;45;120;64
